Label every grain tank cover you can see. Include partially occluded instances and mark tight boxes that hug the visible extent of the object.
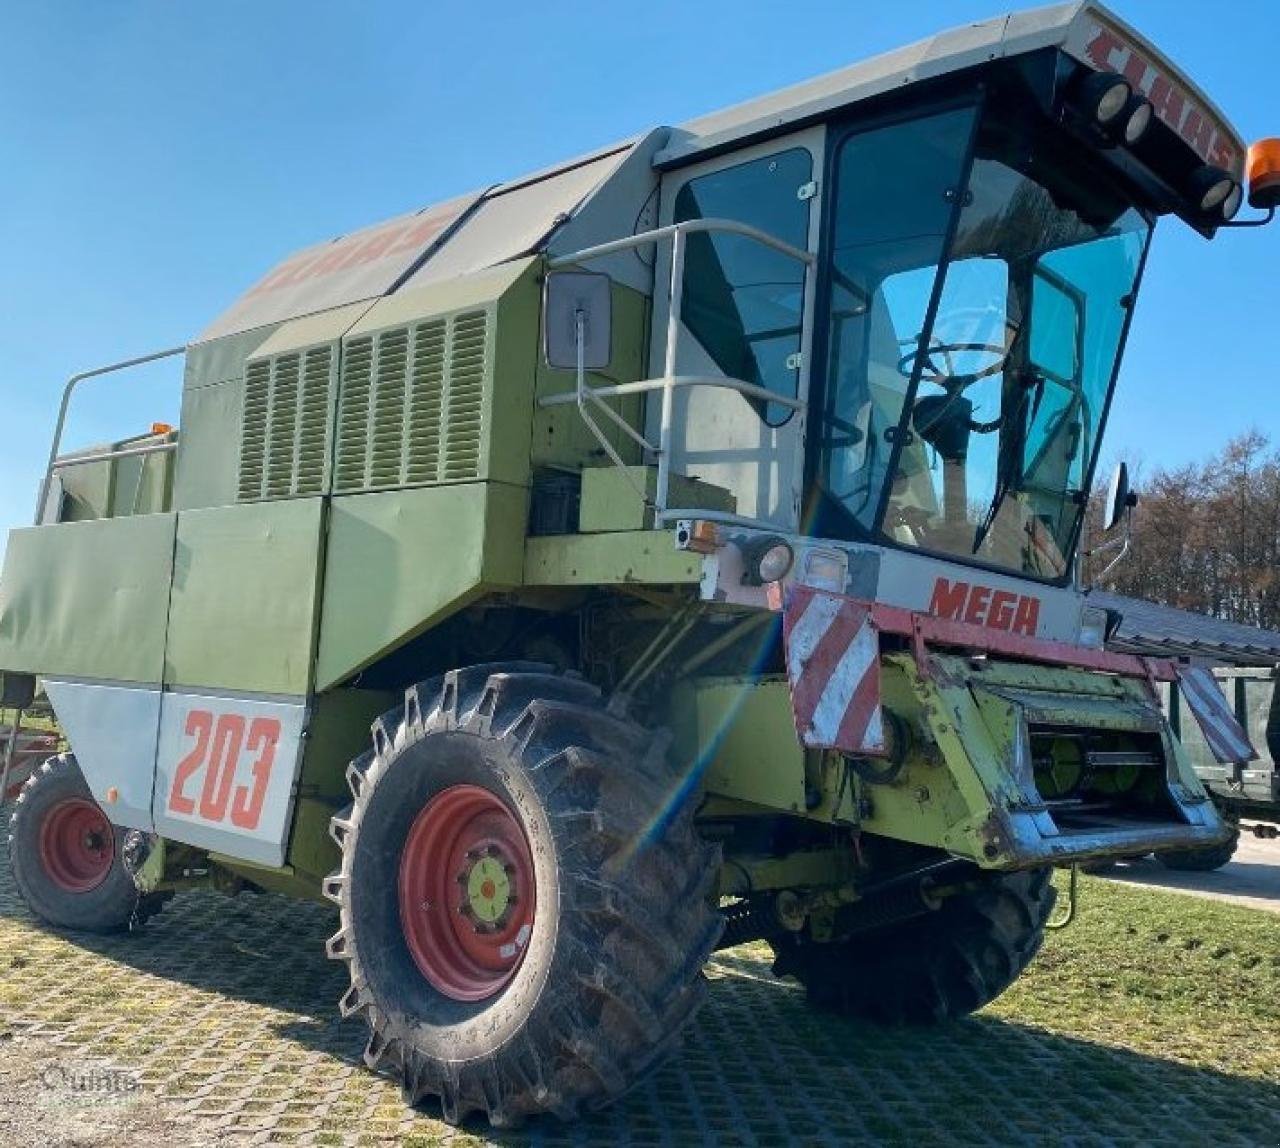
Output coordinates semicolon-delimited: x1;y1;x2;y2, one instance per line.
198;192;481;343
197;141;642;345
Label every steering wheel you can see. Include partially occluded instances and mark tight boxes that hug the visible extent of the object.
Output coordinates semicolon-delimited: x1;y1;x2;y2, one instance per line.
896;336;1008;389
898;329;1012;438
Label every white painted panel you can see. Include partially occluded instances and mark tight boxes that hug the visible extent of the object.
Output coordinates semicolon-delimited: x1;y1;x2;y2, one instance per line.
43;679;161;831
152;691;307;868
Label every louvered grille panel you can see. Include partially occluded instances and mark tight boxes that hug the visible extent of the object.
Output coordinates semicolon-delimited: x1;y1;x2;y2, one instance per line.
264;354;300;498
369;329;410;488
334;337;374;492
443;312;486;481
237;345;337;501
295;347;334;494
405;320;446;485
237;359;271;500
333;308;489;492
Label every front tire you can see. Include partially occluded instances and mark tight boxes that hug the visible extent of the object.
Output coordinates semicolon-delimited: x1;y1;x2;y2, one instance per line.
325;664;722;1127
771;868;1055;1023
8;754;165;933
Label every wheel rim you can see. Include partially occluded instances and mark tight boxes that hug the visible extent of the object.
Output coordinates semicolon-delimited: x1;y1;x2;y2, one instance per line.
397;784;536;1002
38;797;115;893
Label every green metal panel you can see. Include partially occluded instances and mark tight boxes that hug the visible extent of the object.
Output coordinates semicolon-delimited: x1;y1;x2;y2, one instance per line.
672;676;807;812
174;324;279;511
0;514;177;683
523;530;703;585
334;259;540;495
108;444;175;517
579;466;735;532
531;281;649;471
286;686;395;882
315;482;527;690
165;499;325;694
173;377;244;511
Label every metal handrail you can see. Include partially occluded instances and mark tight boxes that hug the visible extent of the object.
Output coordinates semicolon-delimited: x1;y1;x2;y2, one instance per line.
52;440;178;470
545;218;813;526
36;345;186;523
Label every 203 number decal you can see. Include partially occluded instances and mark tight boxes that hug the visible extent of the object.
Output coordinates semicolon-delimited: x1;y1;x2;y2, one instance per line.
168;709;281;831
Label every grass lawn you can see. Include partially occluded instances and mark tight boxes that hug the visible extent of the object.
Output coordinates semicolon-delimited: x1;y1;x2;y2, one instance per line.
990;872;1280;1080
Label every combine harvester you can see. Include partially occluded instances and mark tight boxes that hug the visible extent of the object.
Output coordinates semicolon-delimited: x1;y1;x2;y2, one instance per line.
2;1;1277;1126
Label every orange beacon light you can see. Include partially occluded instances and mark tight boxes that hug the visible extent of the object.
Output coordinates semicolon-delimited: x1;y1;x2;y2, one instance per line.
1246;138;1280;209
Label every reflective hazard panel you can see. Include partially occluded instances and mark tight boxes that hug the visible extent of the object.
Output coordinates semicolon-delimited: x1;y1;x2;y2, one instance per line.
153;692;307;866
782;585;885;755
1177;666;1257;765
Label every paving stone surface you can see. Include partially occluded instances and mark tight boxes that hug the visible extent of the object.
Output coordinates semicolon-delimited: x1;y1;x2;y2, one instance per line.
1;836;1278;1146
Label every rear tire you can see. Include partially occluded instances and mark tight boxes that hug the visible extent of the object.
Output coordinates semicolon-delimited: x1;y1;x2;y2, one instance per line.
8;754;166;933
771;868;1055;1023
1158;833;1239;872
325;663;722;1127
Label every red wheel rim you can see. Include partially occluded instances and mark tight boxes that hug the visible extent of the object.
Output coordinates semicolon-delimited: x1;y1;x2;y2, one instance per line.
38;797;115;893
397;784;536;1002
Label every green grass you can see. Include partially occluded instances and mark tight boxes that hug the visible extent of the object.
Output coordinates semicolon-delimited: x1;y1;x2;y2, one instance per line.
989;873;1280;1081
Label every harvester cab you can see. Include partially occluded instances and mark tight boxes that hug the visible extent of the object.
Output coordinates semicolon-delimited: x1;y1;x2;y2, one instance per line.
1;1;1275;1127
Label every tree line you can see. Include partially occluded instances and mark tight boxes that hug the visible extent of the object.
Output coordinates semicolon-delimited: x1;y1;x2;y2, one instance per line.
1087;431;1280;630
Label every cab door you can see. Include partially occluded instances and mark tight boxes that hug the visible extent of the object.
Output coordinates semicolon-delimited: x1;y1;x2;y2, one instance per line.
650;128;824;529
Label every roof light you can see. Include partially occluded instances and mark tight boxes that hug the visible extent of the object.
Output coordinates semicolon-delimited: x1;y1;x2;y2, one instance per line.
1122;97;1152;145
1246;138;1280;210
1078;71;1132;127
1222;183;1243;222
1189;165;1237;214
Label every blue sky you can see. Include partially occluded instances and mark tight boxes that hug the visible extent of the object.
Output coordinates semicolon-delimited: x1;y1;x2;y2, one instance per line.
1;1;1276;552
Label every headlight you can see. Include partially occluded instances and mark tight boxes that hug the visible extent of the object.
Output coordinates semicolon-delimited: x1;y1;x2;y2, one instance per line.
738;535;795;586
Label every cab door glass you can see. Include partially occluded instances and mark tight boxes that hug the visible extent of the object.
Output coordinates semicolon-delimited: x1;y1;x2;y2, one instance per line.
673;148;812;425
813;107;978;535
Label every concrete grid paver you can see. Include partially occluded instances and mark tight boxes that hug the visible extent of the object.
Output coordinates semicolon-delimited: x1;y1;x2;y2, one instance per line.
0;836;1277;1145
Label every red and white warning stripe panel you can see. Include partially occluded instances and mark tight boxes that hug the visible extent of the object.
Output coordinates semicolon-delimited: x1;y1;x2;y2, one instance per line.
1177;666;1257;764
782;585;885;756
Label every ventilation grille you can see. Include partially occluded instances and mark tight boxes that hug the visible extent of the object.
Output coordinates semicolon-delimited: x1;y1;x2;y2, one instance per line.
334;309;489;493
237;345;337;501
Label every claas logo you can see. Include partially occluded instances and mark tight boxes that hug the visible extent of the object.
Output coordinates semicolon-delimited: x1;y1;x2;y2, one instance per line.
928;577;1041;636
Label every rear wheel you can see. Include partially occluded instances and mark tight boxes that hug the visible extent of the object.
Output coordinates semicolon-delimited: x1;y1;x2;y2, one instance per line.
325;663;722;1127
770;868;1055;1023
1158;831;1240;872
8;754;166;932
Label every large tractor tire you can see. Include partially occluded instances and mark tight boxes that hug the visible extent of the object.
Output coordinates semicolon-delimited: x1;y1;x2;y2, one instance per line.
325;663;722;1127
771;867;1055;1024
1157;831;1240;872
1158;803;1240;872
8;754;166;933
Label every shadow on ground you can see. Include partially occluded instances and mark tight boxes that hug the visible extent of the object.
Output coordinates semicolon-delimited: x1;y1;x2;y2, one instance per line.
1101;834;1280;914
3;857;1279;1147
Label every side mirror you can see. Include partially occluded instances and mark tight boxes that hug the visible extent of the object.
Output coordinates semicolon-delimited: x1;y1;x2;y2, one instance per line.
1103;461;1137;532
543;271;612;371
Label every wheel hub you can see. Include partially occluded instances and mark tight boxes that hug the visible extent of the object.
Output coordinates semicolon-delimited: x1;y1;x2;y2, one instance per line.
38;797;115;893
397;784;536;1002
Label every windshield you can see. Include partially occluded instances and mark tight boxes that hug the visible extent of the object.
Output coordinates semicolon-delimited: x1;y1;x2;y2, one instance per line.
811;107;1152;580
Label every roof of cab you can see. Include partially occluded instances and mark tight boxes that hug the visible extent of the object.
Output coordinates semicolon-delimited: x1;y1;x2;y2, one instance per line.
197;2;1243;346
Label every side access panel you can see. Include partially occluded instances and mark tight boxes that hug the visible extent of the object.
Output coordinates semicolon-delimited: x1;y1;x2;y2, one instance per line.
0;514;177;683
165;499;325;695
